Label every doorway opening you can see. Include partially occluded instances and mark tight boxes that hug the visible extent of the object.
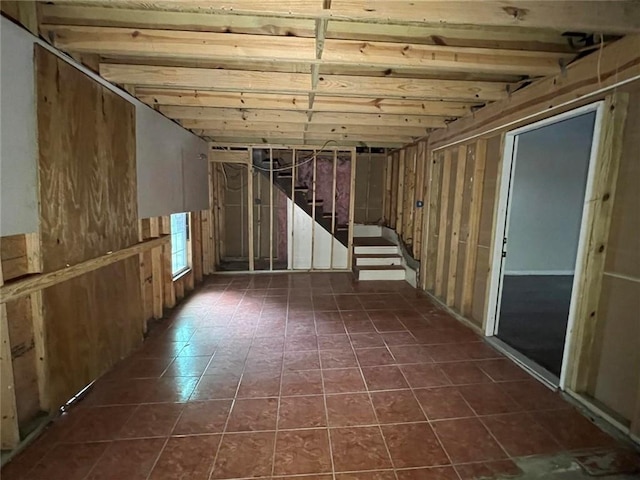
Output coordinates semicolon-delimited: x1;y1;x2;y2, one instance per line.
486;103;604;385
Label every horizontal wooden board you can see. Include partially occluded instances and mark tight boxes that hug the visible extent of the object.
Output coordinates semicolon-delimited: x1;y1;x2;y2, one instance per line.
53;1;640;34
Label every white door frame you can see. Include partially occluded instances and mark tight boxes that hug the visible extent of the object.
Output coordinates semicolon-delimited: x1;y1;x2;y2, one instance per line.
483;101;605;390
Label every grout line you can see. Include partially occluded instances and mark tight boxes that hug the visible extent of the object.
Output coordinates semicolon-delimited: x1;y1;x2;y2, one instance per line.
348;331;401;480
270;294;288;478
205;287;251;480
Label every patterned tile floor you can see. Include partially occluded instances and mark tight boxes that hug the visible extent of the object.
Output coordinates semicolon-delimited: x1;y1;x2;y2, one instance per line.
1;273;633;480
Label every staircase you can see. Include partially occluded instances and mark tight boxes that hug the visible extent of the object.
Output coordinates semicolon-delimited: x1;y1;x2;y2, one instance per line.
353;237;406;281
254;154;349;247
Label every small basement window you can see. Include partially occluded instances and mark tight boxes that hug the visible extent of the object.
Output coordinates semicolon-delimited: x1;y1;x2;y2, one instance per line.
170;212;190;276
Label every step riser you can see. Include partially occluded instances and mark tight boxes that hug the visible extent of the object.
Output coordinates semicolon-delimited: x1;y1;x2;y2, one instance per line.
357;269;406;281
355;257;402;266
354;246;399;255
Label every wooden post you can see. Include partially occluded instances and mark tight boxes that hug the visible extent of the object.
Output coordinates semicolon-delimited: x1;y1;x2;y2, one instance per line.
348;148;357;269
25;230;48;411
396;149;406;236
404;147;417;243
330;150;337;270
461;139;487;315
446;144;468;306
247;149;255;272
311;149;317;270
566;93;629;393
269;148;274;271
0;265;19;449
390;153;398;228
425;152;443;292
383;153;392;225
482;133;506;330
291;148;296;269
435;149;453;298
413;141;427;259
192;211;203;283
151;246;163;319
419;147;436;290
162;242;176;309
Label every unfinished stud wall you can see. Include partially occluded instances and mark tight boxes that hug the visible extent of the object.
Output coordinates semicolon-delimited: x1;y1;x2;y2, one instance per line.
382;141;429;260
587;83;640;435
0;44;213;450
354;150;385;224
388;35;639;440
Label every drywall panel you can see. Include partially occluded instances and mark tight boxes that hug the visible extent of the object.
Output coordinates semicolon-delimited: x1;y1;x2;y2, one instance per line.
182;135;209;213
288;199;347;270
0;17;39;236
136;106;208;218
505;112;595;274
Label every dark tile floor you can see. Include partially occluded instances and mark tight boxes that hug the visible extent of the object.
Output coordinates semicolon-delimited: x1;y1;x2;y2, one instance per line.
0;273;632;480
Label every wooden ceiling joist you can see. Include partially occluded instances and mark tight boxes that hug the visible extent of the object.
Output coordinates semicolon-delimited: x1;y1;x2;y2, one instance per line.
53;1;640;34
137;88;478;117
100;64;509;102
40;3;579;52
26;0;637;147
182;119;430;137
44;25;570;77
159;106;450;127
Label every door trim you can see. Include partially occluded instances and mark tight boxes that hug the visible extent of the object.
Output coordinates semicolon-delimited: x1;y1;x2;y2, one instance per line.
484;101;605;389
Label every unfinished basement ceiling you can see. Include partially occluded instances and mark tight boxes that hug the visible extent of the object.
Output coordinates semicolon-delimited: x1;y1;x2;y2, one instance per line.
35;1;637;147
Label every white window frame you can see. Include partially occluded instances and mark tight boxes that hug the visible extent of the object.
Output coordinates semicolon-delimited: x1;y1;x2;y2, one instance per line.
170;212;190;277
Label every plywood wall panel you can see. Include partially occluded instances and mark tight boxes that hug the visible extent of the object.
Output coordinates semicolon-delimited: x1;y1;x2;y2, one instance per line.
43;258;142;408
35;46;143;410
36;46;137;272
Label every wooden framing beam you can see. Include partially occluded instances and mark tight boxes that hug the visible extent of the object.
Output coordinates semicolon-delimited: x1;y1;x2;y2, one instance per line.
45;25;317;61
321;38;568;76
446;144;468;306
188;120;430;137
382;153;391;224
100;63;509;101
0;301;20;449
40;4;317;36
247;152;255;272
347;148;357;269
139;89;479;116
46;24;569;77
47;1;640;34
163;106;450;128
413;141;427;260
0;236;170;304
209;150;250;164
202;133;408;148
395;149;406;235
434;149;452;298
566;93;629;393
461;139;487;315
431;34;640;149
421;149;440;290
